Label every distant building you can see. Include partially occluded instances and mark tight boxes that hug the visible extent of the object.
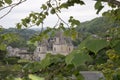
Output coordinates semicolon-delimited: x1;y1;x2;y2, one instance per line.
7;31;74;61
7;46;33;60
33;30;74;60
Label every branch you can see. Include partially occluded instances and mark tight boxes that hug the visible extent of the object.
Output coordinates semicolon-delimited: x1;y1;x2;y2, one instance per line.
0;6;14;19
95;0;120;7
0;0;27;20
53;18;60;28
55;12;70;28
48;0;70;28
109;0;120;7
0;0;24;11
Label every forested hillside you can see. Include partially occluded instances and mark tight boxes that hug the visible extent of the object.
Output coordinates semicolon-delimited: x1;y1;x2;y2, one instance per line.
77;17;120;34
0;28;37;40
72;17;120;46
0;28;37;51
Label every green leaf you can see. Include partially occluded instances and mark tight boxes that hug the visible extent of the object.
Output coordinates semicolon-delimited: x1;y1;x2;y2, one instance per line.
85;39;109;54
76;73;85;80
69;16;80;27
72;53;91;67
95;0;101;9
41;4;47;10
96;6;104;14
94;0;104;14
4;0;12;4
50;8;55;14
65;53;74;65
0;43;6;50
36;19;42;26
0;27;3;32
59;3;69;9
25;18;30;23
66;50;92;67
23;62;41;73
0;1;4;7
50;30;55;37
40;54;51;69
71;29;78;40
113;69;120;80
73;19;80;25
18;59;30;63
112;40;120;54
14;78;22;80
29;74;44;80
22;19;27;27
16;23;22;29
79;1;85;5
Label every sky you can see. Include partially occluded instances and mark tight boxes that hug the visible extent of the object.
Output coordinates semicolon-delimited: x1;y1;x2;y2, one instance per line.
0;0;110;28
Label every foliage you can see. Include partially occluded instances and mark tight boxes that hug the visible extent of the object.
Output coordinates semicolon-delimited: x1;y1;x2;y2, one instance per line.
93;49;120;80
0;53;89;80
66;49;92;67
0;32;18;50
84;37;109;54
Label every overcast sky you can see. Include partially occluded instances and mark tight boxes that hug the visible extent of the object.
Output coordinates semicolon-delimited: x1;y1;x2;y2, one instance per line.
0;0;110;28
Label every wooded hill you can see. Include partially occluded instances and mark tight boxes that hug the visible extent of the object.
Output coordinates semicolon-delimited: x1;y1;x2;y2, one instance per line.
0;28;37;40
77;17;120;34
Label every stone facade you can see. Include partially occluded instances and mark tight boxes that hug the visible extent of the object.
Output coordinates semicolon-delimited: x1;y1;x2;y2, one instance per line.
7;46;33;60
33;31;74;60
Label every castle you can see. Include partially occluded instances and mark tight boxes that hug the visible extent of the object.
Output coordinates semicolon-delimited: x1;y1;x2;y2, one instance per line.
33;31;74;60
7;31;74;61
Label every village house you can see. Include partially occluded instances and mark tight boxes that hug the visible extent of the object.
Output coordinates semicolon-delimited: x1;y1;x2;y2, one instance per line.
7;46;33;60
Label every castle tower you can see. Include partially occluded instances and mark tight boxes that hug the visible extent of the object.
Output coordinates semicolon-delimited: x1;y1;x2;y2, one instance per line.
52;30;73;55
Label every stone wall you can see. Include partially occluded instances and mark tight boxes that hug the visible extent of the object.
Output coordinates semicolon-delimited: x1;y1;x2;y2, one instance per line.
36;46;47;53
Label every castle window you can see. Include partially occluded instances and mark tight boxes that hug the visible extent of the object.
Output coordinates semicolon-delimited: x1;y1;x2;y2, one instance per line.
54;47;56;51
54;38;56;41
69;48;70;51
39;48;40;51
